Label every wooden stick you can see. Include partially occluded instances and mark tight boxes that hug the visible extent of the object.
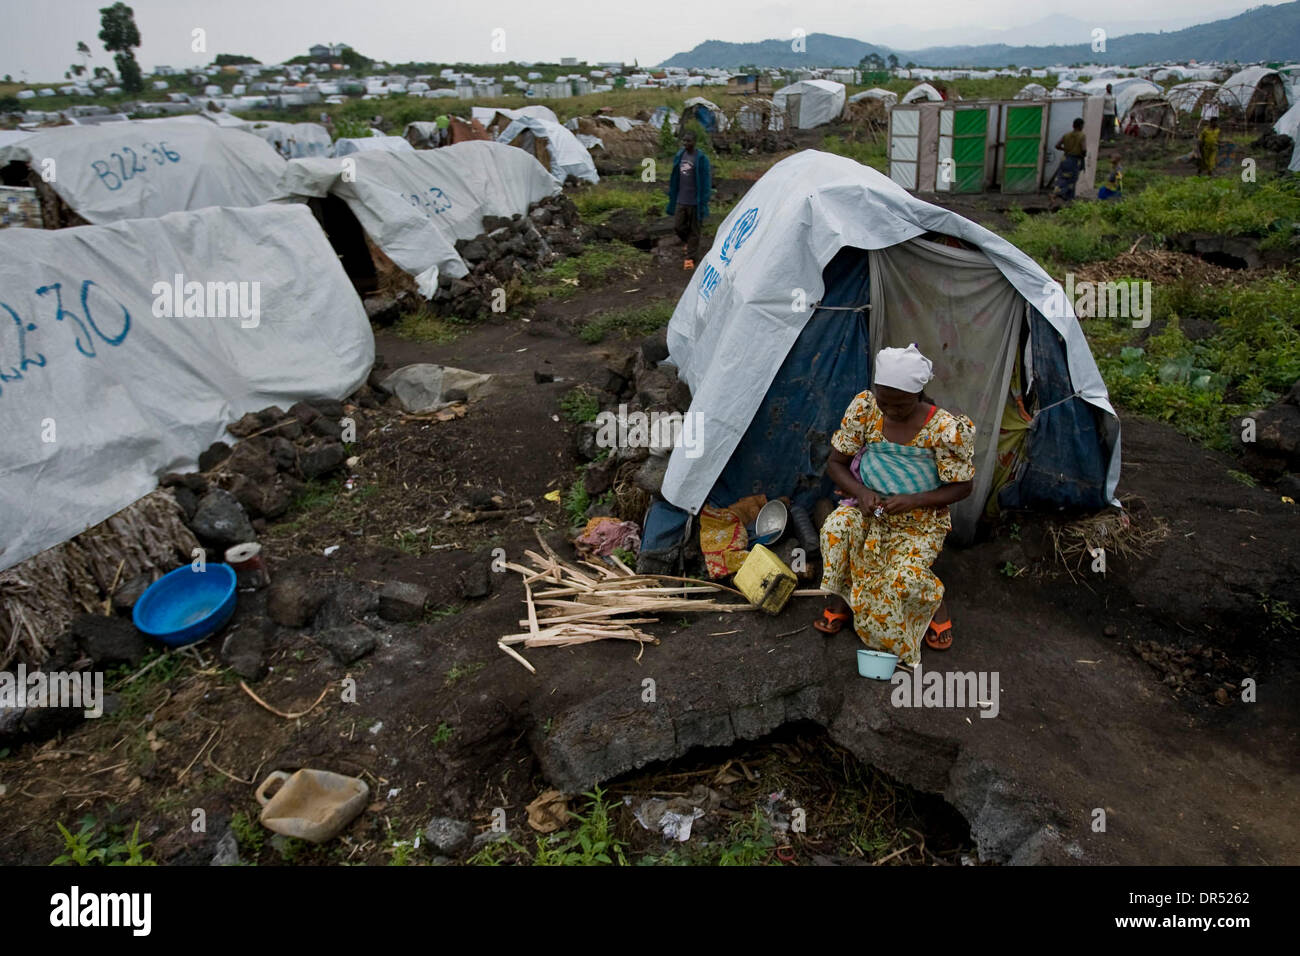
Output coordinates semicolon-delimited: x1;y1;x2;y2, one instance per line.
497;641;536;674
240;680;331;720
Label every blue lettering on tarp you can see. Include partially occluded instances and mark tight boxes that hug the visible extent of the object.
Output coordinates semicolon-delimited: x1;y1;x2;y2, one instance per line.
89;141;181;192
405;186;454;216
698;262;721;302
0;280;132;398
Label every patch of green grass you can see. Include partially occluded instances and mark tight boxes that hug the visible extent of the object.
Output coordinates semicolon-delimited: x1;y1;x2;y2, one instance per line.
444;661;486;687
822;134;888;172
1227;469;1257;488
275;836;310;863
105;650;187;721
393;308;465;344
230;810;265;857
467;835;528;866
424;603;463;621
559;386;601;423
571;183;661;223
430;722;455;747
287;477;342;515
580;301;674;344
564;479;590;526
535;243;652;299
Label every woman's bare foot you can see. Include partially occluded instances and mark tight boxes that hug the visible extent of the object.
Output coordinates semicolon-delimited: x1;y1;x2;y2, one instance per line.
814;596;852;634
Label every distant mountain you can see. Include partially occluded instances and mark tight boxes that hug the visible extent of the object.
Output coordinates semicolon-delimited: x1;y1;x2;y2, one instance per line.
657;2;1300;69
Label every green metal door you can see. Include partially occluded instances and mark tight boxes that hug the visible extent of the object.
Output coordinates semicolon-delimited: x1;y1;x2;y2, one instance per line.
1003;105;1043;193
952;108;987;193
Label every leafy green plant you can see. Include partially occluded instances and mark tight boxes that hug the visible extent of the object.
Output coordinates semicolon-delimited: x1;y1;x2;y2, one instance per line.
52;817;155;866
1227;469;1257;488
431;722;455;747
52;818;104;866
999;562;1024;578
716;808;778;866
559;387;601;423
230;810;265;856
564;478;590;527
533;786;627;866
467;835;528;866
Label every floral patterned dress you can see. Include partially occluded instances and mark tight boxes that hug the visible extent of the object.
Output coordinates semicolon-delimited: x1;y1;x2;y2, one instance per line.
819;390;976;665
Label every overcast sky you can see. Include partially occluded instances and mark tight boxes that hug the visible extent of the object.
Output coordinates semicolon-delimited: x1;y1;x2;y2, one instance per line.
0;0;1282;81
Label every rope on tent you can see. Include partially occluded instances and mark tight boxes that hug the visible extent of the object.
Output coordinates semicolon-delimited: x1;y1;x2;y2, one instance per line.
1030;390;1084;419
810;303;871;312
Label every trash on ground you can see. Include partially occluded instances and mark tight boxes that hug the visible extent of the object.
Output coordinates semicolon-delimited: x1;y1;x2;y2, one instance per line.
255;768;370;843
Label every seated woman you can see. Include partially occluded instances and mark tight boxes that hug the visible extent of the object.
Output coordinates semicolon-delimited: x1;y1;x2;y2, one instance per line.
812;345;975;666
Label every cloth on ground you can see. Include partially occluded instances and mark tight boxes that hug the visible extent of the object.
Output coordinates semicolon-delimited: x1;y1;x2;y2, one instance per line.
575;517;641;558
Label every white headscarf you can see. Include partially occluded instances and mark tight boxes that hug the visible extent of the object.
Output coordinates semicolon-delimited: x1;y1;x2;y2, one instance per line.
874;344;934;394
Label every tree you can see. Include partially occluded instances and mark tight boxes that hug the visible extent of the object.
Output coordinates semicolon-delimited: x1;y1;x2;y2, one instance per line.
98;3;143;93
859;52;885;72
887;54;899;71
214;53;261;66
905;61;916;70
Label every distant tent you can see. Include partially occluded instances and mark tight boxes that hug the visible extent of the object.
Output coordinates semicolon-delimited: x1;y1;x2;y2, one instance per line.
679;97;729;133
901;83;943;104
654;150;1120;548
772;79;846;128
734;97;783;132
1014;83;1049;100
1274;101;1300;173
1077;78;1164;129
849;88;899;107
333;135;414;157
495;114;599;183
1123;93;1176;137
1166;81;1221;116
1218;67;1290;122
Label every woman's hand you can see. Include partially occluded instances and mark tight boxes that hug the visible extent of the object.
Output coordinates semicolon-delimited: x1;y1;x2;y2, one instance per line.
881;493;920;515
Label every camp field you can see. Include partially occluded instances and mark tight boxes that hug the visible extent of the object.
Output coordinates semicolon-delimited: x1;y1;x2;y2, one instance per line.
1;94;1298;870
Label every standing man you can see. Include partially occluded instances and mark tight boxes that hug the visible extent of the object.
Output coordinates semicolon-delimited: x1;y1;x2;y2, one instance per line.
1101;83;1117;141
666;130;712;271
1052;117;1087;205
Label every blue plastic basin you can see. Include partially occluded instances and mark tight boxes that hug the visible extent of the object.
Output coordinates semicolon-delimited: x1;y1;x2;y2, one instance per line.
133;563;238;647
856;648;899;680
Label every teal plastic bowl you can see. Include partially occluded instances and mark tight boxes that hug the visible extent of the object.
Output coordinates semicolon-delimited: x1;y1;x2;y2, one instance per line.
856;649;899;680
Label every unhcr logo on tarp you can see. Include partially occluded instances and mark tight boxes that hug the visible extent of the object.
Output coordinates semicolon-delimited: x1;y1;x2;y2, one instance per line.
699;206;760;302
151;273;261;329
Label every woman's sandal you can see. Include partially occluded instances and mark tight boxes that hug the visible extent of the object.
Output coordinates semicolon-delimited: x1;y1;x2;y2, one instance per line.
925;617;953;650
814;608;851;634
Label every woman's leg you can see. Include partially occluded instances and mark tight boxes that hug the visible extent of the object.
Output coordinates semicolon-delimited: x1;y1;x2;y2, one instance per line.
816;505;867;628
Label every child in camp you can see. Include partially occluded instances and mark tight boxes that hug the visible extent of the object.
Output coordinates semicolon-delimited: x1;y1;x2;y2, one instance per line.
813;345;975;666
1098;154;1123;200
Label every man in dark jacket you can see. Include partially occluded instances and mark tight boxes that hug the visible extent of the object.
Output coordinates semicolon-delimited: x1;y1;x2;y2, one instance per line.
666;131;712;270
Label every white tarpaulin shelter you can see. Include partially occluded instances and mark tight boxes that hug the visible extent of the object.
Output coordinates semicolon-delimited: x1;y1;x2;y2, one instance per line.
772;79;846;128
901;83;943;104
849;88;898;106
472;105;559;127
238;120;333;158
1274;101;1300;173
494;114;598;184
0;203;374;572
0;120;286;224
660;150;1120;540
276;140;559;296
1077;78;1161;125
1167;81;1221;114
1015;83;1049;100
333;135;414;156
1218;66;1290;119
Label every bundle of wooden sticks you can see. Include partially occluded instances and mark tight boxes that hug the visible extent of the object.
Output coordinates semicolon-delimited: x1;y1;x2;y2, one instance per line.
498;535;753;673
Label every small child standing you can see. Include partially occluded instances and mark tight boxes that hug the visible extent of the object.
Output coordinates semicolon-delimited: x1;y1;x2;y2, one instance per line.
1098;155;1124;200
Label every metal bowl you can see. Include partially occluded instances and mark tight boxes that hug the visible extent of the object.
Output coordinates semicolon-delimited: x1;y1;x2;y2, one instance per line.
751;499;788;547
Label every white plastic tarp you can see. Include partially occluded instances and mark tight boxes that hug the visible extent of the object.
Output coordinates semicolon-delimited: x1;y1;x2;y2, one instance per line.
1076;78;1161;123
1275;101;1300;172
901;83;943;104
495;115;598;184
0;203;374;572
773;80;846;128
0;120;286;224
333;135;414;156
239;121;333;158
660;150;1121;535
849;88;898;106
276;140;559;296
1167;81;1220;113
471;105;558;127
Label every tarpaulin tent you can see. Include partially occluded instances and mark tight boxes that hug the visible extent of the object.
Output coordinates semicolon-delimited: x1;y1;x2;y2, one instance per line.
654;150;1119;547
772;79;847;128
471;105;559;129
1076;78;1162;128
1218;67;1290;122
0;120;286;225
1015;83;1049;100
849;88;899;107
1122;93;1176;137
901;83;943;104
1274;101;1300;172
238;120;333;159
679;97;729;134
494;114;599;184
276;140;559;296
333;135;414;157
1166;81;1222;116
0;203;374;573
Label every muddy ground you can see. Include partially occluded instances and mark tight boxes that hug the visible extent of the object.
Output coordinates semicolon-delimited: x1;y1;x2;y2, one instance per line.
2;144;1298;867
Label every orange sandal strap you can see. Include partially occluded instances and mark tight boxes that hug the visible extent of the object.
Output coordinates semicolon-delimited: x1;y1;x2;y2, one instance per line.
925;617;953;649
